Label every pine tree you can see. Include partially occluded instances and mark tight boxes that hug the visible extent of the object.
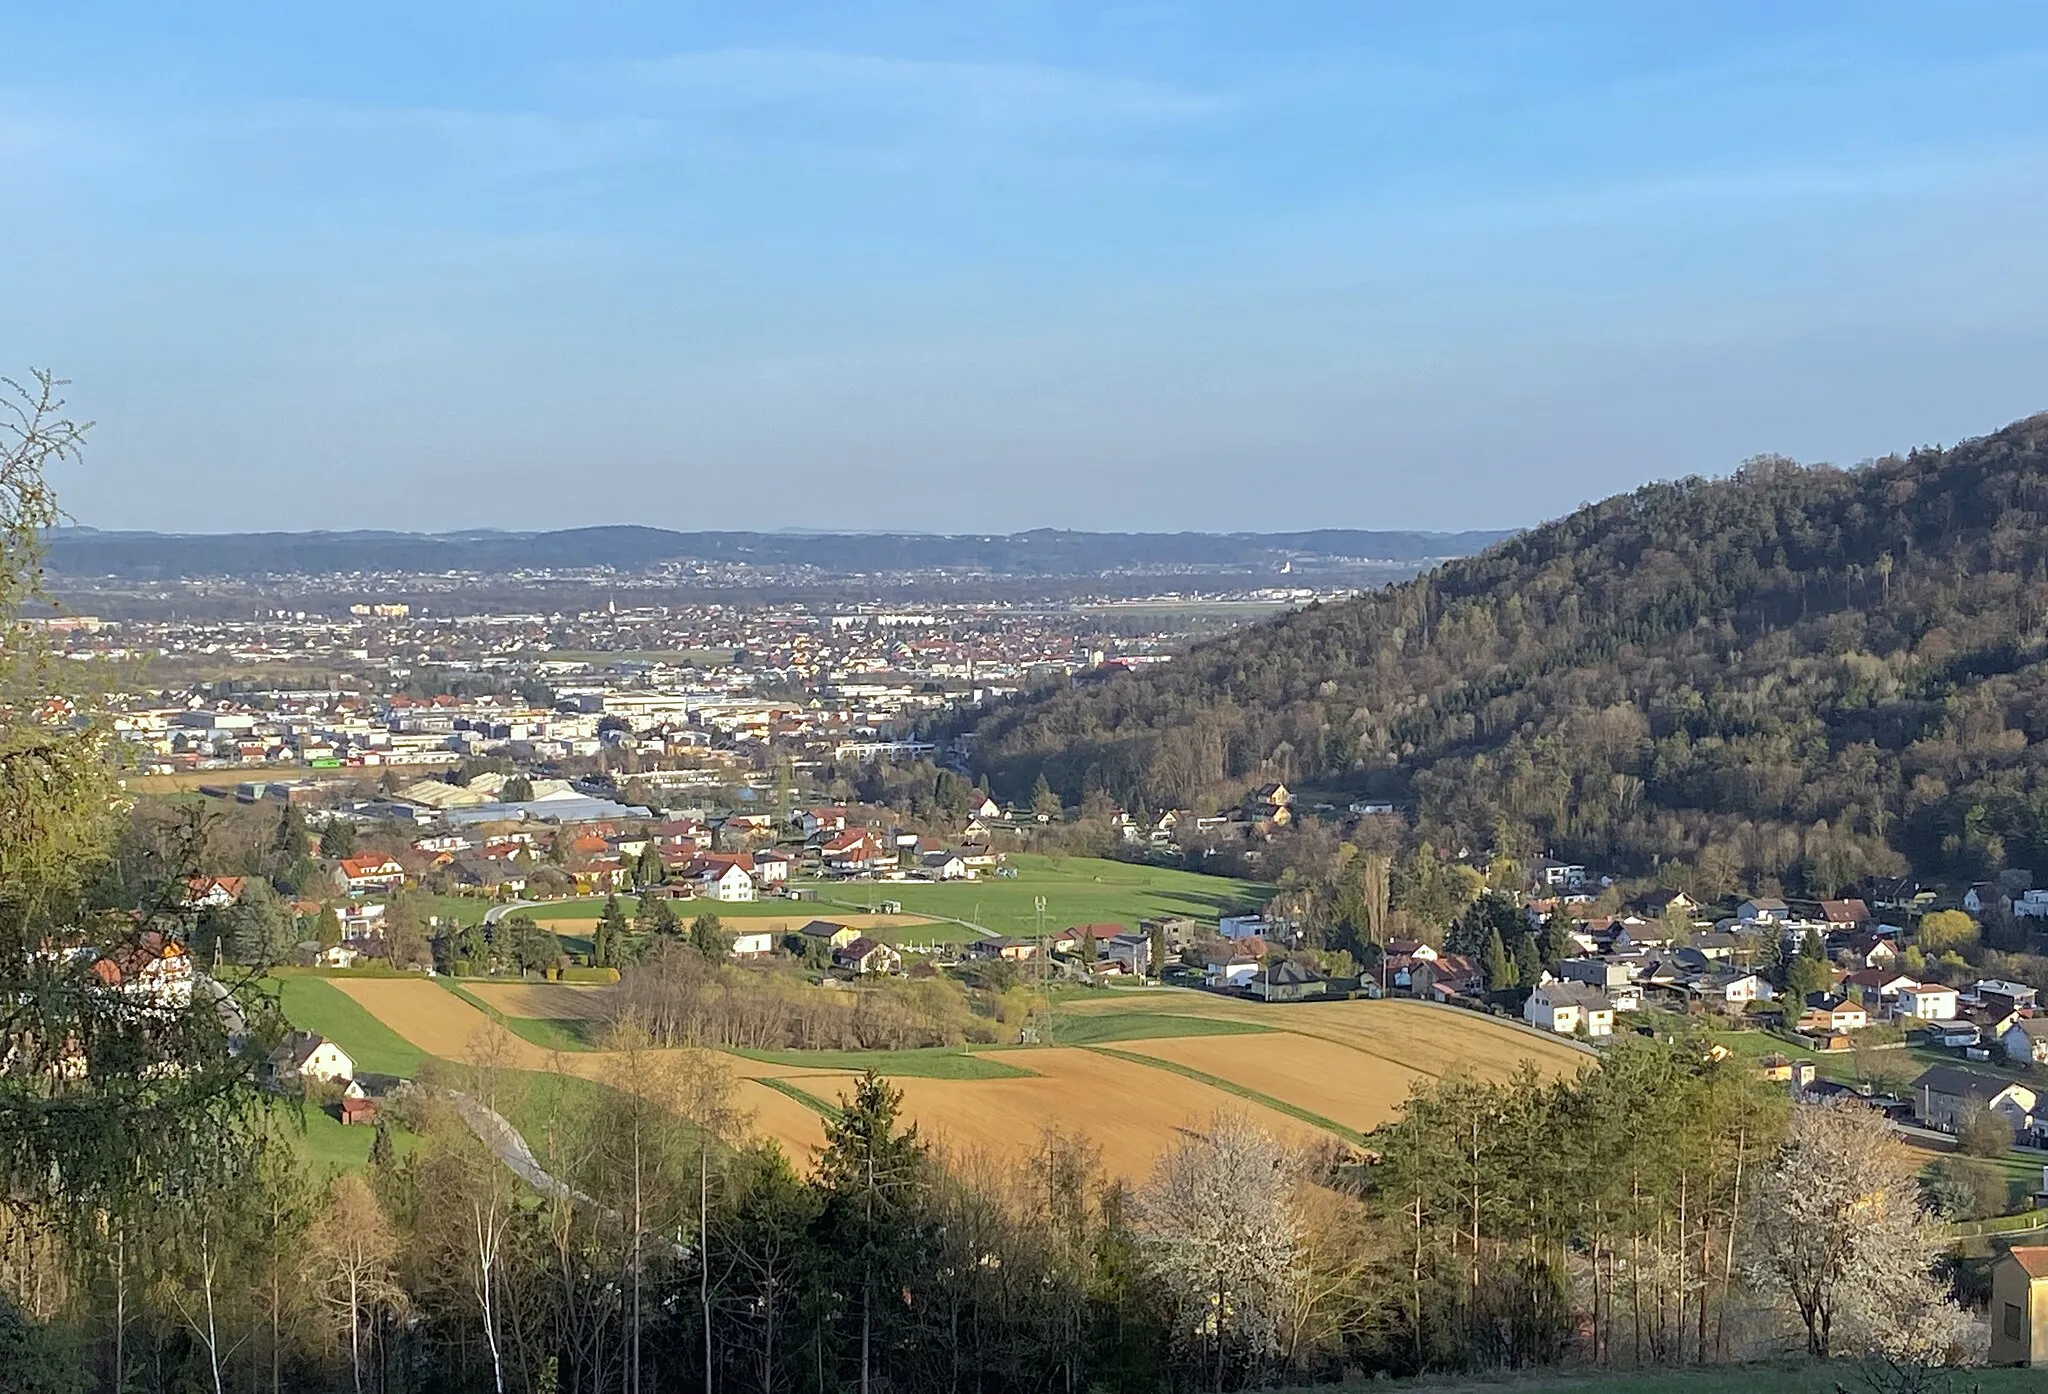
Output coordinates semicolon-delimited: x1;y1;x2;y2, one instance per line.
1513;933;1542;986
368;1121;395;1171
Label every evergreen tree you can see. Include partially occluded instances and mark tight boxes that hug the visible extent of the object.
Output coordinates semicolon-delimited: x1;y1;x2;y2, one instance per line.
689;912;733;960
1513;933;1542;986
1030;772;1062;820
319;817;358;860
1483;927;1514;989
367;1121;395;1171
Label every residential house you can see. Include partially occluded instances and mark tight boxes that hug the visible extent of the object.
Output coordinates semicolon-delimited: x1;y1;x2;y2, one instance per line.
90;933;194;1008
798;920;861;951
266;1032;355;1088
336;901;386;941
2005;1018;2048;1067
1103;932;1153;975
819;828;890;875
919;850;968;881
1977;980;2041;1018
2014;890;2048;920
1536;858;1588;890
730;930;775;957
1914;1064;2040;1135
182;876;248;909
1990;1246;2048;1366
797;807;850;838
1896;981;1960;1021
1219;915;1271;942
1639;889;1698;919
1799;994;1868;1035
333;856;406;895
968;936;1039;962
753;849;792;885
686;856;757;902
1841;934;1899;969
1689;971;1775;1010
1556;957;1644;1011
1737;897;1789;924
1414;954;1485;1001
970;795;1002;820
316;943;361;969
1843;968;1916;1011
1819;898;1873;930
1243;782;1293;827
834;937;902;975
1248;959;1328;1002
1966;883;2007;917
1524;981;1614;1037
1205;955;1259;989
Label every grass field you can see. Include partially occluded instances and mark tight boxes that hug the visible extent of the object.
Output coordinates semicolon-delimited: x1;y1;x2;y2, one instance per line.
276;974;426;1077
823;854;1270;936
462;854;1268;940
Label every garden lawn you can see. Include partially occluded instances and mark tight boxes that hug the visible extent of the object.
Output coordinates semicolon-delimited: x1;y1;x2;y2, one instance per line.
277;974;426;1077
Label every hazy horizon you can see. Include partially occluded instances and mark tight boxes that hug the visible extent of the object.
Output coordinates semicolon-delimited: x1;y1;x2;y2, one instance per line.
9;3;2048;533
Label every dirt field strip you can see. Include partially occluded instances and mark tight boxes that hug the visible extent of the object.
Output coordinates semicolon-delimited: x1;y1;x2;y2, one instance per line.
1061;995;1586;1085
738;1078;831;1159
882;1047;1330;1181
332;978;565;1069
464;982;614;1019
1112;1033;1430;1137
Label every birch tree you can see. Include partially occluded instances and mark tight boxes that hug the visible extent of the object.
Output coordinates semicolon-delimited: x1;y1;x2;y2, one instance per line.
306;1171;406;1394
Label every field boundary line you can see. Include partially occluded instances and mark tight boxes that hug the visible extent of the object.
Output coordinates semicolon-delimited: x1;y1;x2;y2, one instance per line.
1084;1046;1368;1147
757;1076;843;1121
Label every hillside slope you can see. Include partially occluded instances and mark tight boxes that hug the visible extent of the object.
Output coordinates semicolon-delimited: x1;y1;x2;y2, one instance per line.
971;411;2048;895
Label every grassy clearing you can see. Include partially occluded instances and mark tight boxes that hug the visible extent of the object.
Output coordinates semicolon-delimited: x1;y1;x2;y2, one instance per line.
1047;1010;1272;1045
1086;1045;1367;1147
733;1047;1035;1079
276;974;425;1077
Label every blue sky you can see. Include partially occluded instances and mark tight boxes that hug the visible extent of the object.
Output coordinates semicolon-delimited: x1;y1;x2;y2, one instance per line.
6;2;2047;533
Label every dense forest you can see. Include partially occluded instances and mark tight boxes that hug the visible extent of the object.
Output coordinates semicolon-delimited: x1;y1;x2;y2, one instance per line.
970;411;2048;896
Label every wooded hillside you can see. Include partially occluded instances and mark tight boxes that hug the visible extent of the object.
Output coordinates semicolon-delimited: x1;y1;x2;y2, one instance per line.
971;411;2048;896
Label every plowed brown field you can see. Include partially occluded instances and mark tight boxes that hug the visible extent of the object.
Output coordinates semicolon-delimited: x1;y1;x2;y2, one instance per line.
885;1047;1328;1180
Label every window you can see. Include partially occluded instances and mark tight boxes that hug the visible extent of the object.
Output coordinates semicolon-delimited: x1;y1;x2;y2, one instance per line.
2005;1302;2022;1342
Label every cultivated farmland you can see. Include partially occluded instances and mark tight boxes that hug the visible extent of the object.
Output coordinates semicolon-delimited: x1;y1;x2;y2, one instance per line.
313;968;1589;1180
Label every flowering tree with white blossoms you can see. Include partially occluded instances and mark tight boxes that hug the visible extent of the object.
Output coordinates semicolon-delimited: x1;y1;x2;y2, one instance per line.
1748;1100;1978;1363
1136;1111;1301;1389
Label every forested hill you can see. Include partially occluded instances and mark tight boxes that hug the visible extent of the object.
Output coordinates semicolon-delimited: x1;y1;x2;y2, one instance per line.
970;410;2048;896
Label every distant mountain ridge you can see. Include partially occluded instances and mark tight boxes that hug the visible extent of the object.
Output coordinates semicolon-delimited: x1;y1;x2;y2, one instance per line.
45;525;1517;580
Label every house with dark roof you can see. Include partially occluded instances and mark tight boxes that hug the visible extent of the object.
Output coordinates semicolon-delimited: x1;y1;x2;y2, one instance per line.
1248;959;1328;1002
1912;1064;2039;1135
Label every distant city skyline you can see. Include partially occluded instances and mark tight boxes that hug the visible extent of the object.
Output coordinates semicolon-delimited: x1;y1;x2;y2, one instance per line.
7;3;2047;533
